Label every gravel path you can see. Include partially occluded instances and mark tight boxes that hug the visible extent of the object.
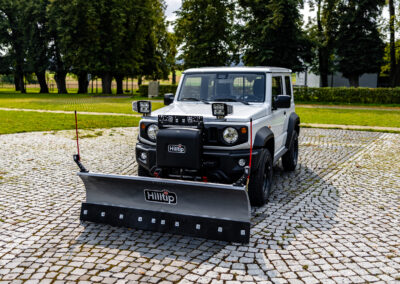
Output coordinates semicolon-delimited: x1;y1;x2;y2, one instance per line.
0;128;399;283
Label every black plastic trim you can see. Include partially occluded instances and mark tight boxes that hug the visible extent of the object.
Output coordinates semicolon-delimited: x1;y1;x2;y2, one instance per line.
285;112;300;149
254;127;274;149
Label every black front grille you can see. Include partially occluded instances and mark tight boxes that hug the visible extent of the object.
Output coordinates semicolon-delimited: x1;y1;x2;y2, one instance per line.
207;127;219;143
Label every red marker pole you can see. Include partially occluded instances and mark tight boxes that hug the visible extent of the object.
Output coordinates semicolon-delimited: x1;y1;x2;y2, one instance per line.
74;110;80;160
246;118;253;189
248;118;253;172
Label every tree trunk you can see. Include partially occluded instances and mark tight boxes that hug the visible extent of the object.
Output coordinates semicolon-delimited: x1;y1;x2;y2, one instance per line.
317;0;329;87
348;75;359;87
15;65;25;93
35;71;49;93
319;49;329;87
55;71;68;94
138;76;142;87
102;72;112;94
115;75;124;94
14;74;20;91
77;72;88;94
389;0;396;87
395;65;400;86
18;73;25;94
172;69;176;85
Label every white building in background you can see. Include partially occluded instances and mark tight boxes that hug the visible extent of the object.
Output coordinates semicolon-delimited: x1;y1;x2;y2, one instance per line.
295;71;379;88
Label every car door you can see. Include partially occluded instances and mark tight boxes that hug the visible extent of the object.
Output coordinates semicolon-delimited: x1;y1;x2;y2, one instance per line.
283;75;293;131
269;75;287;155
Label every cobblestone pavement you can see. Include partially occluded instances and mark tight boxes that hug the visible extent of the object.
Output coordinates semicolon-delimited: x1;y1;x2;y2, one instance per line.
0;128;399;283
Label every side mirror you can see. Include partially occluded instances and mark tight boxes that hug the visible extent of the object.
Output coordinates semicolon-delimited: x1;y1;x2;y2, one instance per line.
273;95;291;109
164;93;175;106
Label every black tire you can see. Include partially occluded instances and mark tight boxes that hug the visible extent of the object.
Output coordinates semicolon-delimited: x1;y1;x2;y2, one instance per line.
248;148;273;206
282;130;299;171
138;165;149;177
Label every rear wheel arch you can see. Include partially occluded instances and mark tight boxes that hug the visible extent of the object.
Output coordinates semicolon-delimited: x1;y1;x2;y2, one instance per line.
286;112;300;149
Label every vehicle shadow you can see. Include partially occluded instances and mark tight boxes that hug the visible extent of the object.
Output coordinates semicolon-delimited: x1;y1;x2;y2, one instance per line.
73;161;340;276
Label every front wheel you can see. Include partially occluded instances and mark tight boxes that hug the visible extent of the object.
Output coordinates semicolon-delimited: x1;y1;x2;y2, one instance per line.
282;130;299;171
248;148;273;206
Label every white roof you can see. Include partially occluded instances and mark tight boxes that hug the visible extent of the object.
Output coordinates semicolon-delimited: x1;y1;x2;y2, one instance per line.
184;66;292;74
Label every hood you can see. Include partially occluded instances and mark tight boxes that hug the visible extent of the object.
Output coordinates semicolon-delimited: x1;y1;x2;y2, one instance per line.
151;102;267;122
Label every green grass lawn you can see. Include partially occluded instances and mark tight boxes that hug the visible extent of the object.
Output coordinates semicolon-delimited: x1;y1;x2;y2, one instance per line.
0;110;140;134
297;107;400;128
0;91;400;135
0;93;164;114
297;101;400;108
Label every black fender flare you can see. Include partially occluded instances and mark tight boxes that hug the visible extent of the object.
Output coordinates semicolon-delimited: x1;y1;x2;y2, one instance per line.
285;112;300;149
254;126;274;158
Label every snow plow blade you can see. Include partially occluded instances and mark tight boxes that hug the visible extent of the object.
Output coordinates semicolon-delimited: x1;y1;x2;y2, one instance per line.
78;172;251;243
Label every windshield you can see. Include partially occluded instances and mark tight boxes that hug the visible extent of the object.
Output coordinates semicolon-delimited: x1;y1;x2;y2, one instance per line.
178;73;266;103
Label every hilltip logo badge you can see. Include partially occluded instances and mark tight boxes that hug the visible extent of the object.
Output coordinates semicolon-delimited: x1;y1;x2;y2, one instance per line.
144;190;177;205
168;144;186;154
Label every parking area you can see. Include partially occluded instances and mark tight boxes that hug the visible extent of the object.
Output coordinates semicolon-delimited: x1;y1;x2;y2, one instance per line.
0;128;399;283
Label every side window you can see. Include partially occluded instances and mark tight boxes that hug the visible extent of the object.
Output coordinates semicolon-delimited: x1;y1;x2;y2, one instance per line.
271;76;283;98
285;76;292;97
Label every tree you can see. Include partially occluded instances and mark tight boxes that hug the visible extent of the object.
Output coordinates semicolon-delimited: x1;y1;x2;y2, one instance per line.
47;0;71;94
0;0;27;93
238;0;313;72
113;0;155;94
335;0;385;87
307;0;339;86
51;0;100;94
387;0;400;86
140;0;175;81
175;0;237;69
24;0;50;93
389;0;396;86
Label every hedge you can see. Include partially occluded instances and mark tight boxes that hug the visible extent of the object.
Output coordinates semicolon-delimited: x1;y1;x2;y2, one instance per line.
138;84;178;97
294;87;400;104
138;84;400;104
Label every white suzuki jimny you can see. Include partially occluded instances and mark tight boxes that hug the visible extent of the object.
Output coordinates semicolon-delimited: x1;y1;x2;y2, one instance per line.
134;67;300;206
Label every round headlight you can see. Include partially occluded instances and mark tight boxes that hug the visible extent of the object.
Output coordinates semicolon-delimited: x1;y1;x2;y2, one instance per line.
223;127;239;144
147;124;159;141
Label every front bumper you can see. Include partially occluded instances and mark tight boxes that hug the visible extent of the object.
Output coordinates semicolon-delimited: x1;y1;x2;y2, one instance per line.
136;142;261;183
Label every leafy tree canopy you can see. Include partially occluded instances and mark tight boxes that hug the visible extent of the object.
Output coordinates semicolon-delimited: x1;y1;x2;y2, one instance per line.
238;0;313;72
175;0;237;69
335;0;385;86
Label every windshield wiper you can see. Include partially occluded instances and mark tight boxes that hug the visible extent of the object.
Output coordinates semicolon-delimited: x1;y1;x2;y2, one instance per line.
214;98;249;105
181;98;209;104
